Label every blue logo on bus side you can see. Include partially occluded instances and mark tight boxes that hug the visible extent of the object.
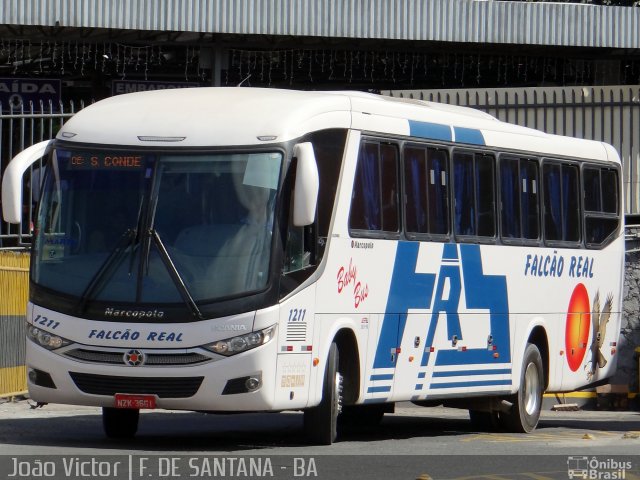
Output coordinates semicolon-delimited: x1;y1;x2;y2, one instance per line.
373;242;510;370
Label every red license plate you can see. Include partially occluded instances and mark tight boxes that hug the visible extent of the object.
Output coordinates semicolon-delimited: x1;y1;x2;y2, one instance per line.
114;394;156;409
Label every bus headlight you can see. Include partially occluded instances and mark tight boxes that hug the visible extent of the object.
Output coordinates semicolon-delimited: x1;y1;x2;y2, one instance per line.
203;325;276;356
27;326;71;350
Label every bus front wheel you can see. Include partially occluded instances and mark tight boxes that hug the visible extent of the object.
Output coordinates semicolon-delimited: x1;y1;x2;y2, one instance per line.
102;407;140;439
501;343;544;433
303;342;343;445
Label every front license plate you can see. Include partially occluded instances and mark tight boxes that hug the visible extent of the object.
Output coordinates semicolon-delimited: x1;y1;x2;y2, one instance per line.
114;394;156;409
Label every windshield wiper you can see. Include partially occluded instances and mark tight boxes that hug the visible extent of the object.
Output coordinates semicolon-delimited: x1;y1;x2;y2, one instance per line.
150;229;203;320
129;195;146;276
75;229;135;314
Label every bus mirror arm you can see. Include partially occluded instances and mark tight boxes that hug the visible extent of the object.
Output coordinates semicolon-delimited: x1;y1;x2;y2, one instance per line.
1;140;53;224
292;142;319;227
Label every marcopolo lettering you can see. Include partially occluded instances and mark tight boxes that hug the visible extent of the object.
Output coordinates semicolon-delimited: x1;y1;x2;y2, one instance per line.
104;308;164;319
351;240;374;249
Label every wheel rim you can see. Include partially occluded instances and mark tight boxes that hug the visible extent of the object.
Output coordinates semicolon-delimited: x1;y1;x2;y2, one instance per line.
523;361;541;416
334;371;344;415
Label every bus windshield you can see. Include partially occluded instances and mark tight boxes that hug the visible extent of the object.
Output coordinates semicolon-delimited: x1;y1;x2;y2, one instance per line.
33;147;282;308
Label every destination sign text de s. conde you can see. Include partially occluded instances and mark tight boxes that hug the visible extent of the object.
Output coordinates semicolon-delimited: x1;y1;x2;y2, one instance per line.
69;154;144;170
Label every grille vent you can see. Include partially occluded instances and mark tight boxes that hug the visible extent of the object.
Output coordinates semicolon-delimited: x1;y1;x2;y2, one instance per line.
70;372;203;398
64;348;210;366
286;323;307;342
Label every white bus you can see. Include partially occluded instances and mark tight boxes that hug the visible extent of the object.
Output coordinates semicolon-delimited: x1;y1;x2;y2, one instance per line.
1;88;624;444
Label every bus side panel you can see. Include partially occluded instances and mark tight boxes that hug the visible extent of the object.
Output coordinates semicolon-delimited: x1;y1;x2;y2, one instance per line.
497;239;624;393
414;243;513;401
274;285;316;410
558;241;624;391
314;237;399;406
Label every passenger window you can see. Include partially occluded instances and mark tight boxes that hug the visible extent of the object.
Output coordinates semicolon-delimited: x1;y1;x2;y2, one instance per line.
500;156;539;242
521;159;540;240
500;158;521;239
584;166;619;246
404;145;449;237
349;141;400;234
601;169;618;214
453;151;495;238
543;162;580;243
583;168;601;212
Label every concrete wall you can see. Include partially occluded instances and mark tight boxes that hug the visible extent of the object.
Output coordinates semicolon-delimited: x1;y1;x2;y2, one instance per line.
617;251;640;394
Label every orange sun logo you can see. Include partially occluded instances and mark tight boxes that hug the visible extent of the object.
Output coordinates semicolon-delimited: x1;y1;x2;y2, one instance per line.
565;283;590;372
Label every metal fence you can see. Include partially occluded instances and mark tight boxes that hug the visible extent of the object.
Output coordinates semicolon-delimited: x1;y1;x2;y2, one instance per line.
1;87;640;239
384;85;640;215
0;101;83;246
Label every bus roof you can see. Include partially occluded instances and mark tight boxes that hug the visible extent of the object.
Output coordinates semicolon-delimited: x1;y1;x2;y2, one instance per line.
58;87;616;163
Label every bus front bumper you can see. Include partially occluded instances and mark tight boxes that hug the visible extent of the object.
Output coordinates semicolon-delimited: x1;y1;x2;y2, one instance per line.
25;338;280;412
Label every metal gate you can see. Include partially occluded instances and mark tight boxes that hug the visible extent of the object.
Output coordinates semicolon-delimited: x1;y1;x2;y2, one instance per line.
0;101;83;246
384;85;640;214
0;101;82;396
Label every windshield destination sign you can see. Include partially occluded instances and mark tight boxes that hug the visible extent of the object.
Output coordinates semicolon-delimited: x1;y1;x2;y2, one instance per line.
69;153;144;170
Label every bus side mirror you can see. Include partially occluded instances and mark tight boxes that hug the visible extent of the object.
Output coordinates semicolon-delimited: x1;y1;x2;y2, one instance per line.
292;142;319;227
2;140;52;224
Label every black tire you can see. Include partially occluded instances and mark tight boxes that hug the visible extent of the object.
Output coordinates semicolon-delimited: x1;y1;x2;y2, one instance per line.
339;404;387;427
303;342;342;445
501;343;544;433
468;410;500;431
102;407;139;439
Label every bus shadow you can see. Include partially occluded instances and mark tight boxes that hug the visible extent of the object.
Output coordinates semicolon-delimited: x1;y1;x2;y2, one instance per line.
538;412;640;433
1;408;639;452
0;410;473;452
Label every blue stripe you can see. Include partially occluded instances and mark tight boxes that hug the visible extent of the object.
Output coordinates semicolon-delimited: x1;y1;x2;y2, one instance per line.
442;243;458;261
430;380;512;389
417;372;426;379
435;348;507;366
370;374;394;381
409;120;452;142
432;369;511;378
453;127;485;145
374;242;435;370
367;386;392;393
415;384;423;390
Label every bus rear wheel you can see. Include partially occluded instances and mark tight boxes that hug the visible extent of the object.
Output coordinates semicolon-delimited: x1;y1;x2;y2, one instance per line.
102;407;139;439
304;342;343;445
501;343;544;433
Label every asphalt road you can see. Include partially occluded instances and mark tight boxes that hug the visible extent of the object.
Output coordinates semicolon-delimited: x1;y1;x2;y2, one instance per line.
0;399;639;479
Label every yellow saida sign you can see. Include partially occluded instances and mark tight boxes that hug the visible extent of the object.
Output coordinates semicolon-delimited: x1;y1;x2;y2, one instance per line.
0;251;29;397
